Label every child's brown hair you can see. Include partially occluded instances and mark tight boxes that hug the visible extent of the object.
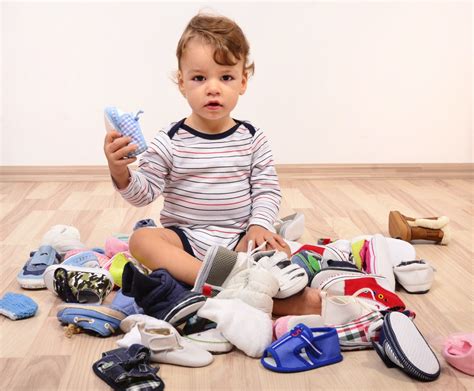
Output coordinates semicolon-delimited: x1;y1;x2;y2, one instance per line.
176;13;255;76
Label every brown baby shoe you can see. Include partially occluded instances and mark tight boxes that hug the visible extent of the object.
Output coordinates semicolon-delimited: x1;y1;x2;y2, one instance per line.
388;211;450;245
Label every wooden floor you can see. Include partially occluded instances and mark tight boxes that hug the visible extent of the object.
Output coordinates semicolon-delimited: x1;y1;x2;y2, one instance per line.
0;173;473;390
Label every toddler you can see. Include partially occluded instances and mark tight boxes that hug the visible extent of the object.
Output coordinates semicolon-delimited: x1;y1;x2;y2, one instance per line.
104;13;320;315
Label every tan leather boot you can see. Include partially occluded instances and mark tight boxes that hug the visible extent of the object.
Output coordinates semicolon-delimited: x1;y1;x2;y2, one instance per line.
388;210;450;245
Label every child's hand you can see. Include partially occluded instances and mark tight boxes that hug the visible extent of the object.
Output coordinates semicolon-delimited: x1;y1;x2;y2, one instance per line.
241;225;291;256
104;130;138;189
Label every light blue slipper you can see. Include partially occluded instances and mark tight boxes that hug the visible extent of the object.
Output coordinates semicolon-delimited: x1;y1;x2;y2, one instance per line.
0;292;38;320
104;107;147;157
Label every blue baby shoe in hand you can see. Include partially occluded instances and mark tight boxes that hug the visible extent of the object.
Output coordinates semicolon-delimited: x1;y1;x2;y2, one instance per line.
104;107;147;157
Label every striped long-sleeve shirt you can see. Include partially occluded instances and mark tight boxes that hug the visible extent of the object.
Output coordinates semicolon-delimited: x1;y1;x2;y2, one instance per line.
118;118;281;259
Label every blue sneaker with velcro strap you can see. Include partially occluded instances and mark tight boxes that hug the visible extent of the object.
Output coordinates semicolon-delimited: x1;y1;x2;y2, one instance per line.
104;107;147;157
17;245;61;289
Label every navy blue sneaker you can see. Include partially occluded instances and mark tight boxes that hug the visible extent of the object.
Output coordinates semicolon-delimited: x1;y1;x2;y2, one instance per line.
122;264;206;326
17;245;61;289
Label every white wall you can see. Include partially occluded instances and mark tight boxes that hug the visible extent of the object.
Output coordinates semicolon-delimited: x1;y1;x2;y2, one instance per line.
2;1;472;165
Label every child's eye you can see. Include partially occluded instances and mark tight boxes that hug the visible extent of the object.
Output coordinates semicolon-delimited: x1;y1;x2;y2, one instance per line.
192;76;205;81
222;75;234;81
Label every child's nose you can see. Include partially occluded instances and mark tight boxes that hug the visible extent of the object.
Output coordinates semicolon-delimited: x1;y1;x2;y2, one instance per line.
206;79;221;95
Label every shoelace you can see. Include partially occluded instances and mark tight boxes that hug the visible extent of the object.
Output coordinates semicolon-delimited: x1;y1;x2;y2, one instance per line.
328;289;385;341
133;110;144;121
324;288;384;314
243;240;268;269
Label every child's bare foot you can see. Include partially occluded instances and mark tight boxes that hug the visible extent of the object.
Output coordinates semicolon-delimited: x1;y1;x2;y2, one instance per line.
272;287;321;316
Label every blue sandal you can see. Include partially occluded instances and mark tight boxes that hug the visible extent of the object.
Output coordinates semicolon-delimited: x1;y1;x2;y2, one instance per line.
261;324;343;373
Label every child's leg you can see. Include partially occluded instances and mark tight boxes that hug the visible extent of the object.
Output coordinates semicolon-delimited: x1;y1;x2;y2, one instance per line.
128;228;201;286
130;228;321;316
272;287;322;316
234;235;320;315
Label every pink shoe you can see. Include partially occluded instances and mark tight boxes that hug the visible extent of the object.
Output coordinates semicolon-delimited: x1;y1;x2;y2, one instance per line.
273;314;324;339
105;237;129;258
442;333;474;376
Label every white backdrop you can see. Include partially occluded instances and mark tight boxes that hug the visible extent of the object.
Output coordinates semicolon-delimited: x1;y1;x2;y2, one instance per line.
2;1;472;165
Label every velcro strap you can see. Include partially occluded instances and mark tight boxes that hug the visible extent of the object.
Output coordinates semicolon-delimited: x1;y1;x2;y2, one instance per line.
147;332;181;351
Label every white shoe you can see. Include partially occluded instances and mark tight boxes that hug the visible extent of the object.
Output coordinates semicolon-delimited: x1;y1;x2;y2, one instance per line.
351;235;417;267
216;268;279;314
257;251;308;299
183;328;233;353
275;213;305;241
393;260;434;293
321;290;385;326
364;234;396;292
194;241;308;301
322;240;352;263
118;314;213;367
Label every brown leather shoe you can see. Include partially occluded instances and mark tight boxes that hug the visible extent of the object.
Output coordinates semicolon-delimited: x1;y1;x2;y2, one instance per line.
388;211;447;244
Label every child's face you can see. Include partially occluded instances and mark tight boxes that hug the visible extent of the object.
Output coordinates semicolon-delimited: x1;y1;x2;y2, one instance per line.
178;38;247;128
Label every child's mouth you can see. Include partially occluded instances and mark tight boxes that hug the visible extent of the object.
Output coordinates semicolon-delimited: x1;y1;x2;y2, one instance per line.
205;101;223;110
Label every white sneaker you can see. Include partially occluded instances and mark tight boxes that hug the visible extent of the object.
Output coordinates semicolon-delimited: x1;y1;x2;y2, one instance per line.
364;234;396;292
321;290;386;326
257;251;308;299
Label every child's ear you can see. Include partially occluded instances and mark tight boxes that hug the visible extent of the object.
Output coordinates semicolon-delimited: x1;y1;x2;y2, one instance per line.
239;72;248;95
177;70;186;97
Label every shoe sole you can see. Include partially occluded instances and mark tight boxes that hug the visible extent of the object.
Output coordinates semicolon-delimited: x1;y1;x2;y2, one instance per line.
384;312;440;380
397;282;432;294
182;329;233;354
193;245;219;293
389;211;411;241
104;111;119;133
56;303;126;320
193;246;238;294
368;235;396;292
17;277;46;290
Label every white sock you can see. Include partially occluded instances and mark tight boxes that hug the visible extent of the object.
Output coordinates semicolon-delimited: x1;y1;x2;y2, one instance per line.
197;298;272;358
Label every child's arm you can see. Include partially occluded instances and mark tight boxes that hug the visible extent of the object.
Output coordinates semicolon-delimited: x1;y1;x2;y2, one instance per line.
104;130;172;206
244;129;286;251
248;129;281;229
